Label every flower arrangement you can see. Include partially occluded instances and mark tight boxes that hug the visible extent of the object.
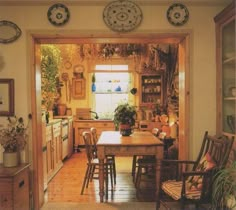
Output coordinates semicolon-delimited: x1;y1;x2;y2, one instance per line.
0;114;32;153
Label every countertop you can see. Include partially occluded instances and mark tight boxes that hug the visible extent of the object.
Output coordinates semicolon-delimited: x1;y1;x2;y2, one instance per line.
74;119;113;122
53;115;73;119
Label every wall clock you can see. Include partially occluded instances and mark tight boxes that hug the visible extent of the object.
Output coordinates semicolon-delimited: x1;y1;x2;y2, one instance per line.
166;3;189;26
47;3;70;26
103;0;143;32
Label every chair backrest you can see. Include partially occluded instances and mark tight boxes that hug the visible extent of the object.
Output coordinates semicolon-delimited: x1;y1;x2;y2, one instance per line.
193;131;234;171
90;127;98;145
82;131;95;163
152;128;159;137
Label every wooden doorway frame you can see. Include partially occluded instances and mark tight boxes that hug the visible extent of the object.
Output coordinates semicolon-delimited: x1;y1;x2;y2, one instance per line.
29;32;190;210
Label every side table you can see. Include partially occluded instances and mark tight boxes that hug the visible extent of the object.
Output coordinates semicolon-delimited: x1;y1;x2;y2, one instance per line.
0;163;30;210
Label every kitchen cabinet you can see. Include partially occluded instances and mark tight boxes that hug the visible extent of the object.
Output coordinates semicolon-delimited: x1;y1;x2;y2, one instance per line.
45;120;63;183
73;120;115;149
215;1;235;138
140;72;164;105
67;118;73;157
45;124;53;181
53;116;74;159
215;1;235;162
0;163;30;210
61;120;69;160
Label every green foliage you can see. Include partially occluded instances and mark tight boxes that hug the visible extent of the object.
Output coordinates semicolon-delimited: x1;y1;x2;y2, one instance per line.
41;45;61;110
0;115;32;152
212;161;236;209
113;103;137;129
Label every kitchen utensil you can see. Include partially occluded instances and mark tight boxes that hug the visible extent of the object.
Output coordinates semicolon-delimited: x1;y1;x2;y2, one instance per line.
61;72;69;102
68;79;72;103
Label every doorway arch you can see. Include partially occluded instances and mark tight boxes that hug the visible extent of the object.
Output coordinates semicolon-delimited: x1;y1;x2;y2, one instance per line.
30;32;190;209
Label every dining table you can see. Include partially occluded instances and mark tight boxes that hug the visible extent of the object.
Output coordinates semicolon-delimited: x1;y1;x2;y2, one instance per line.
96;130;164;208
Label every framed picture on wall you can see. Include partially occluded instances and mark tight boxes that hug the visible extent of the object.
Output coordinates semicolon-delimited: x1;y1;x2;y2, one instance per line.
0;79;14;116
72;78;86;99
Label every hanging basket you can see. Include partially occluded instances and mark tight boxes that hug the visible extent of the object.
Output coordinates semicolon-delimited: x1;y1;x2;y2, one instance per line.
3;151;19;167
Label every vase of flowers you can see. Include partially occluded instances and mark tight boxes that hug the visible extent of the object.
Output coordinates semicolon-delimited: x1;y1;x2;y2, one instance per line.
0;115;31;167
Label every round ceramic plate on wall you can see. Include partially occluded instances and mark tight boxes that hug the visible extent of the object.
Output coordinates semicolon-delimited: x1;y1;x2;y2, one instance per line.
47;3;70;26
103;0;143;32
166;3;189;26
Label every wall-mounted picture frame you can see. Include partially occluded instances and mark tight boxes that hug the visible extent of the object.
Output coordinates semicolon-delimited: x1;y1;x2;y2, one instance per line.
72;78;85;99
0;79;14;116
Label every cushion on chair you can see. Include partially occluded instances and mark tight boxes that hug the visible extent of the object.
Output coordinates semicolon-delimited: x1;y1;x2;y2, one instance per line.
162;152;216;201
187;152;216;190
162;180;203;200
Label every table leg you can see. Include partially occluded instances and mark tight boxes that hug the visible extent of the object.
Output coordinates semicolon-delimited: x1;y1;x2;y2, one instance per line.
156;149;163;210
99;158;105;202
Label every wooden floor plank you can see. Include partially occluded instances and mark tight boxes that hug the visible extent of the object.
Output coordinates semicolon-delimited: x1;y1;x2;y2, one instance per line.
45;149;154;203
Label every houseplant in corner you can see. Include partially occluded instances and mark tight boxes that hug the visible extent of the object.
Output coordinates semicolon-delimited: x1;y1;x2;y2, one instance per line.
212;161;236;209
113;103;137;136
0;115;31;167
41;45;62;118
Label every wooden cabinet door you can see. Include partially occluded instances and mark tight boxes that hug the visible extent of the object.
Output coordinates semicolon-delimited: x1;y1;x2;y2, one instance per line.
46;125;53;180
46;139;53;180
52;122;62;170
68;119;73;157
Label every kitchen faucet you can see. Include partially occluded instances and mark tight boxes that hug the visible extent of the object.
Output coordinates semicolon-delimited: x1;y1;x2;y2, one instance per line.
89;111;99;119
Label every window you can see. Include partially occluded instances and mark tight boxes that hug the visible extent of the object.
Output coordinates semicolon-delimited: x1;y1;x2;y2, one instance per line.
91;64;132;119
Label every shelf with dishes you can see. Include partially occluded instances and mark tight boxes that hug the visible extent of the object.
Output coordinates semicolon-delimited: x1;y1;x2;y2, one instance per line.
140;73;164;105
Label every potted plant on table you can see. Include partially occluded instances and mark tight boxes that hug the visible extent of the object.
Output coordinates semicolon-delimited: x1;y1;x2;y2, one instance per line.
113;103;137;136
0;115;31;167
212;161;236;209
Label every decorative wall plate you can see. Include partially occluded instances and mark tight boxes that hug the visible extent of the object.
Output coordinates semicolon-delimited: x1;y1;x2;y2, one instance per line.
73;64;84;73
64;60;72;69
167;3;189;26
47;3;70;26
103;0;143;32
0;20;21;44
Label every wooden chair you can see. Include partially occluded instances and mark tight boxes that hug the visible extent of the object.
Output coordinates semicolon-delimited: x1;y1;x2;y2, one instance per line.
157;131;234;209
90;127;116;184
132;128;160;183
80;131;114;199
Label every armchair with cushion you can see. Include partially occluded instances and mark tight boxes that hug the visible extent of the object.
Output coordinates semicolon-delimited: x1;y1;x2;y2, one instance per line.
157;131;234;210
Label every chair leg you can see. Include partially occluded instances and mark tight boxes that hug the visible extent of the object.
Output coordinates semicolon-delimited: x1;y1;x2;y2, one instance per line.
86;165;93;188
135;164;142;189
105;165;109;200
109;164;113;189
90;165;96;181
112;156;116;185
80;165;90;195
132;155;137;182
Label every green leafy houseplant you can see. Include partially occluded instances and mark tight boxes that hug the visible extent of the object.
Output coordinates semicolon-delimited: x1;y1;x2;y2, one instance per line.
212;161;236;209
41;44;61;110
0;115;32;152
113;103;137;136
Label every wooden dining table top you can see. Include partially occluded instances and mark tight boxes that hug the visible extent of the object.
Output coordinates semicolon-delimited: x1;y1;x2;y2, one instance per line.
97;130;163;146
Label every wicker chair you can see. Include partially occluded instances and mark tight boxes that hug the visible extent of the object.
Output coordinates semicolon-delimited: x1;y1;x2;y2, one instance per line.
157;131;234;210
